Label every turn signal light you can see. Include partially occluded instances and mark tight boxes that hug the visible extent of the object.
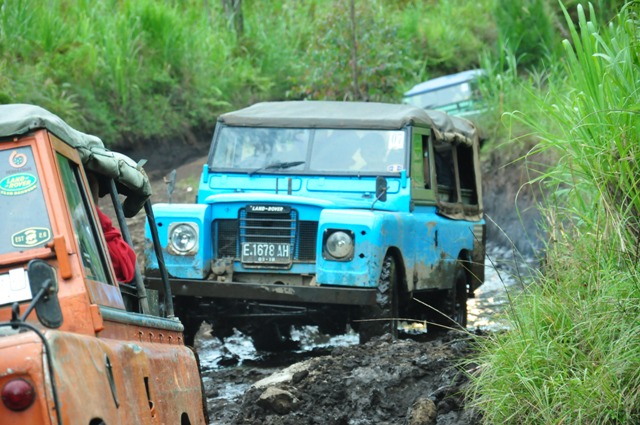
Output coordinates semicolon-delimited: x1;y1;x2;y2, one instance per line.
2;378;36;411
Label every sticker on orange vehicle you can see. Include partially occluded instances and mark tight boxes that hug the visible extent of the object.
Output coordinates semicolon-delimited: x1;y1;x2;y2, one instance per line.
11;227;52;248
0;173;38;196
9;150;28;168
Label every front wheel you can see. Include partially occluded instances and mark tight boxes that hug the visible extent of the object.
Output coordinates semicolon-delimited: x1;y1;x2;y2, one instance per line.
357;255;399;343
249;323;300;352
173;296;203;347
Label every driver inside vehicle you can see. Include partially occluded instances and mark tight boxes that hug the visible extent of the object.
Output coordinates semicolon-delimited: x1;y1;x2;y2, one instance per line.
358;133;389;172
87;172;137;283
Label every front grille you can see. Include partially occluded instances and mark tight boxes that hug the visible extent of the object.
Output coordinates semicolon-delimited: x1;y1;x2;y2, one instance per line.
297;221;318;261
216;219;238;257
212;209;317;262
241;210;295;244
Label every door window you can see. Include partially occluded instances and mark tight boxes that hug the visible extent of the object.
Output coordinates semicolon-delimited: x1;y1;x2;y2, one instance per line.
434;142;458;203
410;131;436;203
57;154;111;284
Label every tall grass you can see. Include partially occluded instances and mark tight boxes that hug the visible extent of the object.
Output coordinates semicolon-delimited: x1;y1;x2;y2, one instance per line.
0;0;500;147
469;2;640;423
494;0;559;69
0;0;235;146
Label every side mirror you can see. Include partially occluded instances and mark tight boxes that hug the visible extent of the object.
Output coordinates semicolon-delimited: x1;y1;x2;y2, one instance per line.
27;260;63;328
375;176;387;203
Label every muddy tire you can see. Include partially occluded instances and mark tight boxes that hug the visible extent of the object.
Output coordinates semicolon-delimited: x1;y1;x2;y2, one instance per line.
182;316;204;347
358;255;399;343
451;265;468;328
173;296;203;347
431;263;468;331
250;324;300;352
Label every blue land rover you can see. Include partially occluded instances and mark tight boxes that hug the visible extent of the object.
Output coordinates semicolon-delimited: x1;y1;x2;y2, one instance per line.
145;101;485;350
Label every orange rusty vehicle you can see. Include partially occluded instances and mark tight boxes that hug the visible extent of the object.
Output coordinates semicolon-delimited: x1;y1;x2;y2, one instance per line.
0;104;208;425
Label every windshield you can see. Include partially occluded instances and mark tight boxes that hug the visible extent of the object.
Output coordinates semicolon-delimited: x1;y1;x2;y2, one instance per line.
404;81;475;109
210;127;406;174
0;146;52;256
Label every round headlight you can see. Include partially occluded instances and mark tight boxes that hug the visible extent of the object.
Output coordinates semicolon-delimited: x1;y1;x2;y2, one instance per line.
169;223;198;254
326;231;354;259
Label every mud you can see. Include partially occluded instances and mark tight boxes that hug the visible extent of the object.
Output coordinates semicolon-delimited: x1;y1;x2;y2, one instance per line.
200;331;482;425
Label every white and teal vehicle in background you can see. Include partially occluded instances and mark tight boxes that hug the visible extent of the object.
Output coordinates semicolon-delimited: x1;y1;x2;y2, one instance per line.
145;101;485;350
403;69;486;119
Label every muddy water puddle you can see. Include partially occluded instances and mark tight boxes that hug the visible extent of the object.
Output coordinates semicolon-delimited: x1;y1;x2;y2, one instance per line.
467;245;532;331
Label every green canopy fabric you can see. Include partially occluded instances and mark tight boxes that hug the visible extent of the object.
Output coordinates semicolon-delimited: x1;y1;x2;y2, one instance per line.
218;100;478;146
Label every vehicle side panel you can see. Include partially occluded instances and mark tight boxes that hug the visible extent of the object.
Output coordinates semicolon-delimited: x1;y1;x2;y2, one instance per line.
410;205;476;292
47;329;204;425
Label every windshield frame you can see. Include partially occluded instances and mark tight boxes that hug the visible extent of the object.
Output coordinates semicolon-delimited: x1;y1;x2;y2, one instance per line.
207;125;409;177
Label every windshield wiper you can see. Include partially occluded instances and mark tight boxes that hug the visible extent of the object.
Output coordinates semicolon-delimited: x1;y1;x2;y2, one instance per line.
248;161;305;176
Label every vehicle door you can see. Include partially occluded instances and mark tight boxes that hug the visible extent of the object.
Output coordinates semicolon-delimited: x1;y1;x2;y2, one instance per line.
410;127;450;291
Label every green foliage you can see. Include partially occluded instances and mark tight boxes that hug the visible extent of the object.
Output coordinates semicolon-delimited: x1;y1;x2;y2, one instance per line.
470;2;640;423
0;0;231;147
0;0;628;150
494;0;560;69
522;1;640;248
471;232;640;423
289;0;497;101
398;0;497;75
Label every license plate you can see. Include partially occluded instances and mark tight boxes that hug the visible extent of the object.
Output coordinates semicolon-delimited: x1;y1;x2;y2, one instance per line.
241;242;291;264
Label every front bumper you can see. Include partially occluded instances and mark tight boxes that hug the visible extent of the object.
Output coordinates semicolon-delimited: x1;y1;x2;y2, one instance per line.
144;277;377;306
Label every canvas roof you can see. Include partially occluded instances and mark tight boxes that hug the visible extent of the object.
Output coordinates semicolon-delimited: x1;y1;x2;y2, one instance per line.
218;101;479;146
